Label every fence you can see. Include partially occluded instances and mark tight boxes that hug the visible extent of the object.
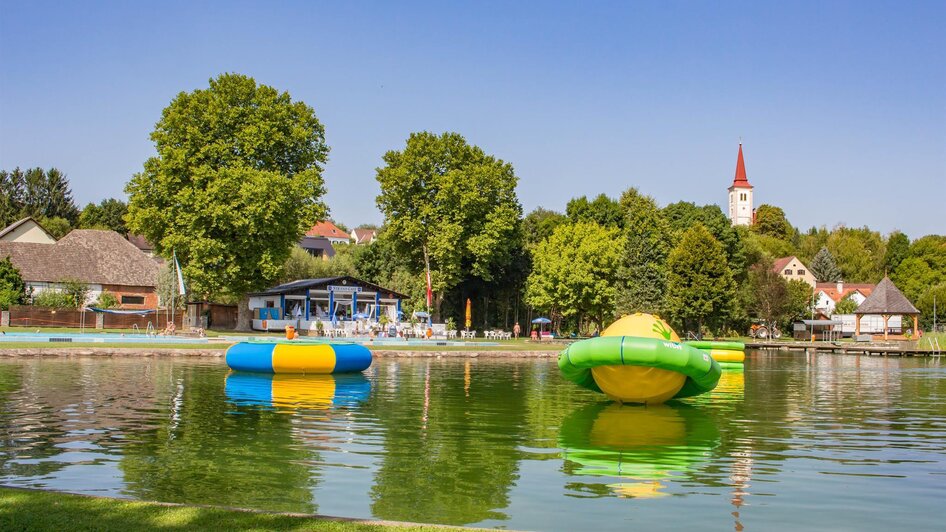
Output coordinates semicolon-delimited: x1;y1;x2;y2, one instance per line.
7;305;185;331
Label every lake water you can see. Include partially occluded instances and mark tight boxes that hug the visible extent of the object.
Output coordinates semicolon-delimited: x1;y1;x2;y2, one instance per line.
0;351;944;530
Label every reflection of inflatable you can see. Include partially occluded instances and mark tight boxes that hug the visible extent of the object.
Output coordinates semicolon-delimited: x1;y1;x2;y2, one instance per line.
226;342;372;374
713;366;745;395
559;314;721;404
559;402;720;498
685;340;746;366
225;372;371;409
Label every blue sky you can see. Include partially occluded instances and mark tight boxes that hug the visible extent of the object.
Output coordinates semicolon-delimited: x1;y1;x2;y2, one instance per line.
1;1;943;236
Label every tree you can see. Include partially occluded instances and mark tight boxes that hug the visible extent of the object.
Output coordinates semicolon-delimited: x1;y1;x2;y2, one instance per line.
521;207;566;248
810;246;842;282
0;257;26;310
785;279;814;326
0;167;79;227
525;221;624;331
125;74;329;328
92;290;120;309
826;226;886;283
38;216;71;239
663;201;746;281
833;294;859;315
752;204;795;241
375;132;522;320
796;226;829;264
884;231;910;274
566;194;624;229
78;198;129;234
916;283;946;330
746;260;789;328
616;187;670;315
665;223;735;336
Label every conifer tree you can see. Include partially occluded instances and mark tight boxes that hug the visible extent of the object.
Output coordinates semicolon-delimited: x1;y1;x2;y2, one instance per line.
810;246;842;282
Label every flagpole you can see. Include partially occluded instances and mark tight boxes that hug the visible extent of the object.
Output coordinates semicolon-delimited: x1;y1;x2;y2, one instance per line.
423;244;432;326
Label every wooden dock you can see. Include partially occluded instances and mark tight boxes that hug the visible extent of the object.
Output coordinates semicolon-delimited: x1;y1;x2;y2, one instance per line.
746;340;939;357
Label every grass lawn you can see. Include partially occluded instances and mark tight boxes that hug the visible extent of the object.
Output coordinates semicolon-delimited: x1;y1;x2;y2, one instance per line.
0;487;450;531
0;342;227;350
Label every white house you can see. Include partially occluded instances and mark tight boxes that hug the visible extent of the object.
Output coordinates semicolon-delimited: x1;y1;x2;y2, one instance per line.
814;281;873;315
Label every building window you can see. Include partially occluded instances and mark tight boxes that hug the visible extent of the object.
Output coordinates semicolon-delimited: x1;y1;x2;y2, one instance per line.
121;295;145;305
798;269;806;275
784;269;792;275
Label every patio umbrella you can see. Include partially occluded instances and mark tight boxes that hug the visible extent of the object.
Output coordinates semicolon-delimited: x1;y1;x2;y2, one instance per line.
465;298;472;329
353;312;369;320
532;317;551;335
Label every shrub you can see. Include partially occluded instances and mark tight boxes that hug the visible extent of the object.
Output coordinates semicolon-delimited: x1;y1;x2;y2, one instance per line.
92;291;119;309
32;289;74;309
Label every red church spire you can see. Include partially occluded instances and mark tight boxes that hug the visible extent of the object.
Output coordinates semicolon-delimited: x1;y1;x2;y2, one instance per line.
732;142;752;188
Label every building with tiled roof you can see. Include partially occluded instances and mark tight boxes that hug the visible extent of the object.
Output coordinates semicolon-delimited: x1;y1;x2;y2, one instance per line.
727;143;754;226
0;228;160;309
814;281;875;315
351;228;377;245
306;221;351;245
0;217;57;244
772;256;816;287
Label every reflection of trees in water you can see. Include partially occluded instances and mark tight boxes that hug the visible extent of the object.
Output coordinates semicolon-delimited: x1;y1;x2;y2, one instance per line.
366;359;530;525
119;365;318;513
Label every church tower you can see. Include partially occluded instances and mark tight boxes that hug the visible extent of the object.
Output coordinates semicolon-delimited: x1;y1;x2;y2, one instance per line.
728;143;754;226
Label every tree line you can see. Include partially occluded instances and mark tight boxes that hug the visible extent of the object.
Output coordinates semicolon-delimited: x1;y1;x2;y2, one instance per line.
3;72;943;332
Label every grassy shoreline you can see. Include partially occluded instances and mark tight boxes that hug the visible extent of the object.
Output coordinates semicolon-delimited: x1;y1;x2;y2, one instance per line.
0;487;454;531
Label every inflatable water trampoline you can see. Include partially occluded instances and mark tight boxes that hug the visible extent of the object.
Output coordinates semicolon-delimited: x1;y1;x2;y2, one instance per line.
684;340;746;367
559;313;721;404
226;341;372;374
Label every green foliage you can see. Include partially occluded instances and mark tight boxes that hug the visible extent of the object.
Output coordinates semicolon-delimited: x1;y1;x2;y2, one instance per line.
746;259;789;327
825;226;885;283
566;194;624;229
665;223;736;335
280;246;357;284
156;263;186;309
525;221;625;328
375;131;522;315
833;294;859;315
0;167;79;227
445;317;456;331
785;279;814;325
810;246;842;282
616;187;670;315
92;290;120;309
742;231;794;262
37;216;71;239
0;257;26;310
916;283;946;329
522;207;566;248
125;73;329;302
663;201;746;281
32;289;74;309
60;279;91;308
884;231;910;273
78;198;129;234
752;204;795;241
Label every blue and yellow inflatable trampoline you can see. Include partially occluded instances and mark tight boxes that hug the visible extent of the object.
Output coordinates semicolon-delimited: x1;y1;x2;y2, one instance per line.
226;341;372;374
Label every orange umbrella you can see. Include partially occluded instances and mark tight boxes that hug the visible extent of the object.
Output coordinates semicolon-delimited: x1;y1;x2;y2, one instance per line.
465;298;472;329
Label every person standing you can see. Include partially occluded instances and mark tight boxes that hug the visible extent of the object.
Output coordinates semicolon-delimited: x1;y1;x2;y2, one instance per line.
513;322;521;338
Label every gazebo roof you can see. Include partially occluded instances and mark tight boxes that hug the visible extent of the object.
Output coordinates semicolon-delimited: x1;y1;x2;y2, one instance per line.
853;276;919;315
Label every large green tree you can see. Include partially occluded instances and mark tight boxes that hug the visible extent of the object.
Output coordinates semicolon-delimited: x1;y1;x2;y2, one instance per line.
616;187;670;315
375;132;522;320
883;231;911;274
663;201;746;281
752;204;795;241
826;226;886;282
665;223;736;336
566;193;624;229
525;221;624;331
125;74;329;327
746;260;789;328
0;167;79;227
521;207;566;248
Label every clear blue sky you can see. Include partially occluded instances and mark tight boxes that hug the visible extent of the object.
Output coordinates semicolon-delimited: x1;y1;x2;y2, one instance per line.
1;1;943;237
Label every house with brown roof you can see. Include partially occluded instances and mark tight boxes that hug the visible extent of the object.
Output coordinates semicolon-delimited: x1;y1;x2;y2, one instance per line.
773;256;816;287
854;276;920;339
0;217;57;244
0;229;160;309
351;228;377;245
306;221;351;245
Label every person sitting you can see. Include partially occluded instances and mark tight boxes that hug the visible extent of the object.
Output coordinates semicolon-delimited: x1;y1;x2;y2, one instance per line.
163;322;176;336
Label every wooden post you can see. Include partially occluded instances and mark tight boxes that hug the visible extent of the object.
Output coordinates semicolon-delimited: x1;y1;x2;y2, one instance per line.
855;314;861;336
883;314;890;340
913;315;919;336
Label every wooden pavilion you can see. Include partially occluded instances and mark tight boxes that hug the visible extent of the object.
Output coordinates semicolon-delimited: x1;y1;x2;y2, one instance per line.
854;276;919;340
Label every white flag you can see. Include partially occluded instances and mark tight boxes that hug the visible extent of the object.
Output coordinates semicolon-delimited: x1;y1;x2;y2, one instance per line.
173;250;187;296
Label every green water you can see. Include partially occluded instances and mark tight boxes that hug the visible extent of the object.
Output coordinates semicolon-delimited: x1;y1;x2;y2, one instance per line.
0;352;944;530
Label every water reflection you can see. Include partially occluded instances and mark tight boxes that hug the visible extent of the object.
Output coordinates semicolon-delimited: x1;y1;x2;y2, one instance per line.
225;373;372;410
559;402;720;498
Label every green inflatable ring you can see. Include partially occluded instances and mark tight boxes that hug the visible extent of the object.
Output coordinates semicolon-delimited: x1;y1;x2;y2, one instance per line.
684;340;745;351
559;336;721;400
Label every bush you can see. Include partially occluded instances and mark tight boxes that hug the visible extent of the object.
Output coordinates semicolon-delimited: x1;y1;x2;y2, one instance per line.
32;289;74;309
92;291;119;309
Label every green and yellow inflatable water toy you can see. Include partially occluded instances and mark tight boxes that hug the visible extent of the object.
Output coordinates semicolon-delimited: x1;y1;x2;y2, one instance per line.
684;340;746;367
559;313;721;404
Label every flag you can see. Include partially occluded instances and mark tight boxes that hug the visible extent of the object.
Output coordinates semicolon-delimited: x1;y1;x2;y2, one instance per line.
173;250;186;297
425;268;432;309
